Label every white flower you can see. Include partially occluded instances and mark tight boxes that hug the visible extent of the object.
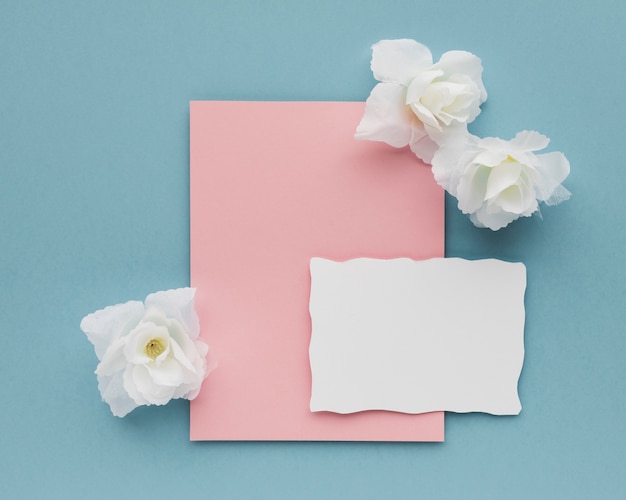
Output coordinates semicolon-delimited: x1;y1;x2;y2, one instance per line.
80;288;212;417
432;131;571;230
355;39;487;163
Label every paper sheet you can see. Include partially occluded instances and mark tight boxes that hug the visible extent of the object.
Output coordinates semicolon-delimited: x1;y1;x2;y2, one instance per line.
189;101;444;440
309;257;526;415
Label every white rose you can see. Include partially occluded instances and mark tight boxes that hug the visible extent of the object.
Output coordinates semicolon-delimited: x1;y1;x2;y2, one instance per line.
355;39;487;163
432;131;571;230
80;288;212;417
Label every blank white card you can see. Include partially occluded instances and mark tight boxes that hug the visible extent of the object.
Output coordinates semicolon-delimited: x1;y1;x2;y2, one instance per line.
309;258;526;415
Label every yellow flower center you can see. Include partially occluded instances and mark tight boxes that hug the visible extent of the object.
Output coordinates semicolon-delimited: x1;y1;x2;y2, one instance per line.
145;338;167;360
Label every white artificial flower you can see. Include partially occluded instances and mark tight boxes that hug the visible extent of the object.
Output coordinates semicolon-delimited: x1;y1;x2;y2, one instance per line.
80;288;212;417
355;39;487;163
432;131;571;230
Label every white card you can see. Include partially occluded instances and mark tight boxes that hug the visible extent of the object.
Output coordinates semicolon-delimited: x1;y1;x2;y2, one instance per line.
309;258;526;415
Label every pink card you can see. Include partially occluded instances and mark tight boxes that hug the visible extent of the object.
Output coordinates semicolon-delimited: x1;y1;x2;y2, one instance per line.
190;101;444;441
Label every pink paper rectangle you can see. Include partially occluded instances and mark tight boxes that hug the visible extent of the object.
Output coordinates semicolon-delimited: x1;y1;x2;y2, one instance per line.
190;101;444;441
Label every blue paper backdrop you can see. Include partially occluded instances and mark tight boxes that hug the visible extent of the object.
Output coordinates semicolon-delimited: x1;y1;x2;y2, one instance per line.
1;1;624;498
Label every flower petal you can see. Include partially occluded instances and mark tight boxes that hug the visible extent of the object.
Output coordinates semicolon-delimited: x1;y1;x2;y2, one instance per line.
457;165;491;213
371;39;432;85
510;130;550;152
122;367;149;405
484;162;523;200
355;83;413;148
431;131;477;192
496;185;534;214
169;336;197;373
95;337;127;376
473;148;508;167
165;315;205;369
472;204;524;231
407;69;445;129
97;372;138;417
543;184;572;206
435;50;487;103
408;126;438;164
431;146;459;191
80;301;144;360
195;339;210;362
145;288;200;339
534;151;571;202
146;357;186;387
127;364;176;405
406;69;442;105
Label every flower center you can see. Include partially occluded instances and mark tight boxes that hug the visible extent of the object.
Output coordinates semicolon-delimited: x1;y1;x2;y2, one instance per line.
145;338;167;360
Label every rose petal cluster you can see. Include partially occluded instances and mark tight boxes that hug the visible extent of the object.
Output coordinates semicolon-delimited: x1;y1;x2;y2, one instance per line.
355;39;571;230
432;131;571;230
80;288;212;417
355;39;487;163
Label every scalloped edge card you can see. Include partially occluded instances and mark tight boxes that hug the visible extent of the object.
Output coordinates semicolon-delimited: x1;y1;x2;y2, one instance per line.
309;257;526;415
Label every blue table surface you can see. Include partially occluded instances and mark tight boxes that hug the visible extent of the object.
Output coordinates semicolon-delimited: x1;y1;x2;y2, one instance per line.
2;1;624;498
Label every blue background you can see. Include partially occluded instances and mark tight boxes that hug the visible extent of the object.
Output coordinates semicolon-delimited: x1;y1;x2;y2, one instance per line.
2;1;624;498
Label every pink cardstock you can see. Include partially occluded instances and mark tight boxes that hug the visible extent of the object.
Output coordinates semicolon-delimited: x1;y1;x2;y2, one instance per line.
189;101;444;441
